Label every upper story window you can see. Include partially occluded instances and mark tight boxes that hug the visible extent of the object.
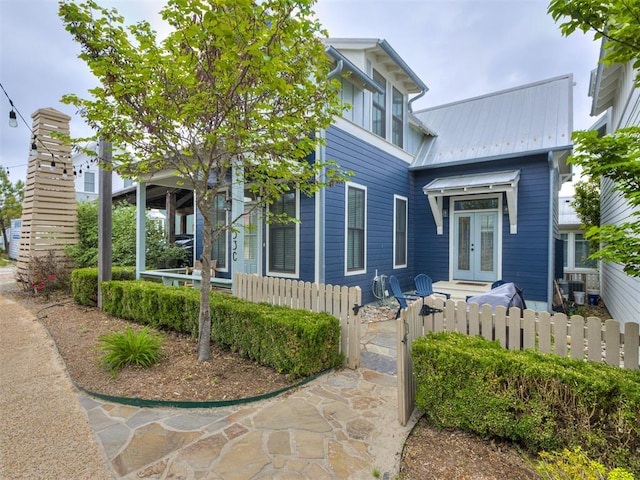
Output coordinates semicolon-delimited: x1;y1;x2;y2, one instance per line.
392;87;404;148
372;69;386;138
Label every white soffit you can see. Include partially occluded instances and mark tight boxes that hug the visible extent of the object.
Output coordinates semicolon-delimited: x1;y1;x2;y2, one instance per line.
423;170;520;235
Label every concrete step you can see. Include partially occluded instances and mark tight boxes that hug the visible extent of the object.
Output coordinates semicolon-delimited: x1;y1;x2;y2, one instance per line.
432;281;492;302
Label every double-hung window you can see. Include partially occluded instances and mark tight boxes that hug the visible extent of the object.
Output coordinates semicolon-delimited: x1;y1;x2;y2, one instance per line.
372;69;386;138
268;191;298;276
392;87;404;148
346;183;366;274
211;194;228;270
394;195;407;268
560;232;596;269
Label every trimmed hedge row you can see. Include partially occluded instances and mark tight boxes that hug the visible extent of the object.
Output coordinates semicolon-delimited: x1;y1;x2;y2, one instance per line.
412;332;640;475
100;280;343;378
71;267;136;306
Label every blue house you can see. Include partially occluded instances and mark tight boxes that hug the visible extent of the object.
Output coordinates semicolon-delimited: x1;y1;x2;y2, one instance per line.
180;39;574;311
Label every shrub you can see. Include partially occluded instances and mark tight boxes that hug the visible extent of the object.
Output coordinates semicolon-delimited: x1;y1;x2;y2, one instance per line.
71;267;136;306
412;332;640;474
17;251;73;299
99;280;343;377
536;447;634;480
97;325;163;377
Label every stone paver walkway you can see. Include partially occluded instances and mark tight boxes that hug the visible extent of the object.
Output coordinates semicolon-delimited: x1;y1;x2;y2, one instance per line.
0;265;417;479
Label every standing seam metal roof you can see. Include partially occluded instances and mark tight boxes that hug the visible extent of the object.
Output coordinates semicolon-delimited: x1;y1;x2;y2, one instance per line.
410;74;574;169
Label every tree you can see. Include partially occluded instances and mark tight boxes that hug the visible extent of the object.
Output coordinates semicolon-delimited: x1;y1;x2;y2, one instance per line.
548;0;640;276
0;168;24;253
67;200;189;268
570;176;600;251
59;0;348;361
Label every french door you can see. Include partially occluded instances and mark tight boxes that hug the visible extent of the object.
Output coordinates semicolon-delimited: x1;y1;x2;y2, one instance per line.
243;205;261;275
453;211;498;282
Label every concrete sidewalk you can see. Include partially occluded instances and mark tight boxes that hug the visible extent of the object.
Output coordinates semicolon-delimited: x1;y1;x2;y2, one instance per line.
0;265;416;479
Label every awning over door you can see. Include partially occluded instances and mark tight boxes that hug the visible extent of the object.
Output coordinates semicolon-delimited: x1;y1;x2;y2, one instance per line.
423;170;520;234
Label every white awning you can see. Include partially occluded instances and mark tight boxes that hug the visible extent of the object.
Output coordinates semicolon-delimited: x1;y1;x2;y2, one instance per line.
423;170;520;235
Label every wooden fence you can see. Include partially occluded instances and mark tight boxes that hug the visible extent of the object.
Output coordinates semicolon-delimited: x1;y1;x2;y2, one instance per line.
397;297;640;425
234;273;361;369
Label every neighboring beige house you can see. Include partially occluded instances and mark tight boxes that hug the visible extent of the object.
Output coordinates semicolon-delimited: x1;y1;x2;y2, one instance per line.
588;47;640;324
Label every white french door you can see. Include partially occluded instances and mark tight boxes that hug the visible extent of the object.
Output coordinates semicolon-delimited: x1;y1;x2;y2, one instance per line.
453;210;498;282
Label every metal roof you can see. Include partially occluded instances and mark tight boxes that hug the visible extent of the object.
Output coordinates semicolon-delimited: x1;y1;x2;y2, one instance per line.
410;75;574;169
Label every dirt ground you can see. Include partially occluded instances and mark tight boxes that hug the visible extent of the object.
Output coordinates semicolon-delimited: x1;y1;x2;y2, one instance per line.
3;283;613;479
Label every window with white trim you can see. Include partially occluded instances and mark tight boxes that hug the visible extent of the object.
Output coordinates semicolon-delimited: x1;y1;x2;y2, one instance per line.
392;87;403;148
372;69;386;138
84;171;95;193
560;232;596;269
346;183;366;274
211;194;228;269
394;195;407;268
268;191;298;276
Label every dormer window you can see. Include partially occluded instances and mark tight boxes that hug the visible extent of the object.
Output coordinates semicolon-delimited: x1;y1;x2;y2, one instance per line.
372;69;386;138
392;87;404;147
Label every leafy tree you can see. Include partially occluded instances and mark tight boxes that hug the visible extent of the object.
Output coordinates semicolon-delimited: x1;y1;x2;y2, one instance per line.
68;200;188;268
570;176;600;251
59;0;348;361
548;0;640;276
0;167;24;253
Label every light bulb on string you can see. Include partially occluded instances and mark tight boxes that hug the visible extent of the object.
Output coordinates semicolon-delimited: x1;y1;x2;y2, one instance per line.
50;155;56;172
62;167;68;179
30;135;38;157
9;109;18;128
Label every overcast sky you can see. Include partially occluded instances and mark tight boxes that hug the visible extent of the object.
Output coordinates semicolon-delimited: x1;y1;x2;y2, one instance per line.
0;0;602;184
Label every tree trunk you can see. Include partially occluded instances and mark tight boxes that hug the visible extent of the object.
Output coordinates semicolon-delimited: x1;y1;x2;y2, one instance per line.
197;217;213;362
0;219;8;253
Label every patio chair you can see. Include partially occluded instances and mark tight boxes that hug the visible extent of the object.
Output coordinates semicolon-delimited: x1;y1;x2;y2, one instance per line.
414;274;451;301
388;275;418;319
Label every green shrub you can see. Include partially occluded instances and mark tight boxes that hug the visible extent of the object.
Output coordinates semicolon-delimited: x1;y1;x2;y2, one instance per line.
71;267;136;306
536;447;634;480
97;326;163;377
99;280;343;377
412;332;640;474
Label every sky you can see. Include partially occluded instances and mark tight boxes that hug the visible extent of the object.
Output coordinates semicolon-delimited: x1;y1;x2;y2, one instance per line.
0;0;602;185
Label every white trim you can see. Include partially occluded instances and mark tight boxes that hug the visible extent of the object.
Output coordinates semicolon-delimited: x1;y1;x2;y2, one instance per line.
333;117;414;164
266;189;300;279
393;194;408;269
344;182;367;276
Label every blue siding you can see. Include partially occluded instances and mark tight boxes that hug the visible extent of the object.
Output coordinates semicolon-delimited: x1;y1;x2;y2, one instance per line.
323;125;414;303
411;154;552;302
298;194;315;281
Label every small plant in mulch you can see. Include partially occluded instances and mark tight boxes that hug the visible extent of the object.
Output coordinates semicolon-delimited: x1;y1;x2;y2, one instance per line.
97;326;164;378
536;447;634;480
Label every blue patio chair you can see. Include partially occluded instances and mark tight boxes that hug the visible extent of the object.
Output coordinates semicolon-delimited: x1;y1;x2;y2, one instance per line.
388;275;418;319
414;274;451;301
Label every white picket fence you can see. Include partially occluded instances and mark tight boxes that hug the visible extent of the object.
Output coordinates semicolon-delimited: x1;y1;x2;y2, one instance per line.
397;297;640;426
234;273;361;369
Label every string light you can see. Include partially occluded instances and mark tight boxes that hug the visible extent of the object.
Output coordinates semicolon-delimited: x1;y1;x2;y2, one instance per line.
50;154;56;171
62;166;68;179
9;108;18;128
30;135;38;157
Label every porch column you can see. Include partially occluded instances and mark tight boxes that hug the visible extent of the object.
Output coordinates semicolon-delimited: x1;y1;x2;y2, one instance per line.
136;182;146;278
231;163;245;294
166;191;176;242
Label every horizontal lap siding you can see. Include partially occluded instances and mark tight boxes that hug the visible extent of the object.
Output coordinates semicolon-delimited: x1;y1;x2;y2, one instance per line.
324;126;414;303
298;195;315;281
412;155;551;301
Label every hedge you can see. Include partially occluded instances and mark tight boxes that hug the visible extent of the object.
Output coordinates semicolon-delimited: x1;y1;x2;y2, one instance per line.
71;267;136;306
100;280;343;378
412;332;640;475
